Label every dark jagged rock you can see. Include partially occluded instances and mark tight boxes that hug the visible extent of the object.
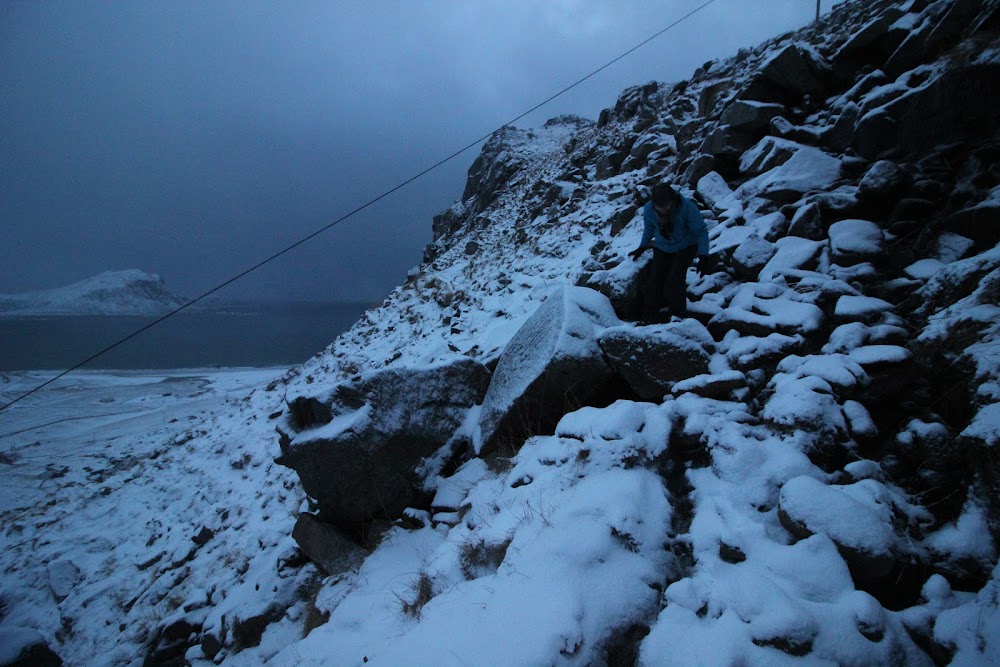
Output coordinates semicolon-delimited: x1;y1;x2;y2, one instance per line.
720;100;785;132
787;201;824;240
831;5;908;74
700;125;758;158
753;43;831;102
945;200;1000;248
277;357;491;525
291;514;366;576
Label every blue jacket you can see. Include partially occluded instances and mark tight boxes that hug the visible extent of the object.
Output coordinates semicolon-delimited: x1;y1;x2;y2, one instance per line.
640;196;709;256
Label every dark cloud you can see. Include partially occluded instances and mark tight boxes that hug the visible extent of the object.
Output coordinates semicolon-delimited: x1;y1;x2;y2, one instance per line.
0;0;842;302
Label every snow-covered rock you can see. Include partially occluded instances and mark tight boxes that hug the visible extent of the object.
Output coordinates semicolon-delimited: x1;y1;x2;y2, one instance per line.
277;357;491;524
598;320;714;401
475;286;620;455
828;218;886;265
779;476;898;581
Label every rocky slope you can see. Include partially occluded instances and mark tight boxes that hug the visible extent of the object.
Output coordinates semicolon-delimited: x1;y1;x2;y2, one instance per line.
1;0;998;665
0;270;186;317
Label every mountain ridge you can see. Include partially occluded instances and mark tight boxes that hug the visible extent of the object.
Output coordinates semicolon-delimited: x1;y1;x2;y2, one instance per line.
0;269;186;317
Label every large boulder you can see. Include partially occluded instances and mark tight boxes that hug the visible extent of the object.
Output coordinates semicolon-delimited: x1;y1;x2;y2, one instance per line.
848;345;915;403
696;171;741;216
945;197;1000;248
598;320;714;401
856;160;912;217
831;5;908;74
475;286;620;455
787;202;824;240
730;234;777;280
276;357;491;525
700;124;759;158
720;100;785;132
736;138;842;203
743;44;830;104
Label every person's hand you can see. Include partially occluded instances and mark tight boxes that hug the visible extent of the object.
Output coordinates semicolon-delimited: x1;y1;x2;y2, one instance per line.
628;247;647;261
696;254;718;276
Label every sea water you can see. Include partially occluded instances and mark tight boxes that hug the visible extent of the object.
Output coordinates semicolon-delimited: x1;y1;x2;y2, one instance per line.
0;302;369;371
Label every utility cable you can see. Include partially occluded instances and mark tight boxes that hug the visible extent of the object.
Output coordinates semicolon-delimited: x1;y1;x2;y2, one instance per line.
0;0;718;414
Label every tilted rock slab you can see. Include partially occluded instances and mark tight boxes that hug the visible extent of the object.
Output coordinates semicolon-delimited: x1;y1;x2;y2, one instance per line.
474;286;620;455
291;513;367;576
277;357;491;524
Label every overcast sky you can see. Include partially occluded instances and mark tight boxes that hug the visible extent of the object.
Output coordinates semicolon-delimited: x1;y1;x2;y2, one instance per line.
1;0;844;303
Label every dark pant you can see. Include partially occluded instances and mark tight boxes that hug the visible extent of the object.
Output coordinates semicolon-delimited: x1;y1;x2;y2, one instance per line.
641;245;697;323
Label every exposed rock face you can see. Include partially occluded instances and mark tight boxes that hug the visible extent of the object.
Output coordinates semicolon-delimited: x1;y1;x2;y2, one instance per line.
277;357;491;524
475;286;620;455
598;321;714;401
755;43;831;100
291;513;367;575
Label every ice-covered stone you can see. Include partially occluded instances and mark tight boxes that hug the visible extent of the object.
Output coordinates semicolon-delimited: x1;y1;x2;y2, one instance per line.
672;370;747;400
696;171;741;216
47;559;81;602
737;142;842;203
723;331;804;372
904;258;945;280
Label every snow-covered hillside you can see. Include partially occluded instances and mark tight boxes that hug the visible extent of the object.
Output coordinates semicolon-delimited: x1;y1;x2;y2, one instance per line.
2;0;999;665
0;270;186;317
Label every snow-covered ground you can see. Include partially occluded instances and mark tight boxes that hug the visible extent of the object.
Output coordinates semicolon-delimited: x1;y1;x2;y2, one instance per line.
0;368;299;666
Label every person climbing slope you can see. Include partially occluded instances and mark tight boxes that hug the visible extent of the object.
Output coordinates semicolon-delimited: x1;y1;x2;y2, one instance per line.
629;183;712;323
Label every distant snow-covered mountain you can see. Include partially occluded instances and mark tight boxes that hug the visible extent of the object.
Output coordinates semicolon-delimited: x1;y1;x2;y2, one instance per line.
0;270;187;316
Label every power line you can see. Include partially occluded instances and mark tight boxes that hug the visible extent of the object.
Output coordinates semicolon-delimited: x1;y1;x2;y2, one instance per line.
0;0;718;414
